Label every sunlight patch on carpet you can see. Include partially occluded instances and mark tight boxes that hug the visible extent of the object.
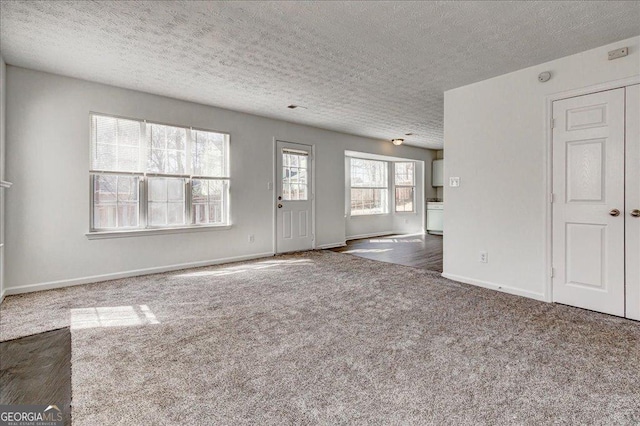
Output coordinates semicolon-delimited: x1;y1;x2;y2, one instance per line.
71;305;160;329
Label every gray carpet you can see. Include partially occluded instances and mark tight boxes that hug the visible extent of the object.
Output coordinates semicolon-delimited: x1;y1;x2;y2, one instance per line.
0;250;639;425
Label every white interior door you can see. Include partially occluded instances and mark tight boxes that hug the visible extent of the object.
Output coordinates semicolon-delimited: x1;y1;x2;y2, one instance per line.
625;84;640;321
276;141;313;253
552;88;625;316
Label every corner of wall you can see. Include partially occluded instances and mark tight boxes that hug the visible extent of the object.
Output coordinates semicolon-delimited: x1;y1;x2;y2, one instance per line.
0;53;6;302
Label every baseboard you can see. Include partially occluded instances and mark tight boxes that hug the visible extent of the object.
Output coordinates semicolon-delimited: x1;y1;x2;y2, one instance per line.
316;242;347;249
441;272;546;302
3;252;276;296
346;231;394;241
0;288;5;305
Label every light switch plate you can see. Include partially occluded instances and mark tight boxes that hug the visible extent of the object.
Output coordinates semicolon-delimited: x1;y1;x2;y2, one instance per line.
449;177;460;187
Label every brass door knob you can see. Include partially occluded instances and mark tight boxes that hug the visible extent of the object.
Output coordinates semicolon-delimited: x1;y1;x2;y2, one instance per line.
609;209;620;217
631;209;640;218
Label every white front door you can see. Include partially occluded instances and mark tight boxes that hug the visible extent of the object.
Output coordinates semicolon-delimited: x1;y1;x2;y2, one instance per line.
275;141;313;253
625;84;640;320
552;88;626;316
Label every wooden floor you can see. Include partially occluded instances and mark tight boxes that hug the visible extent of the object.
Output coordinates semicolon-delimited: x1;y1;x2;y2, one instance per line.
0;328;72;424
331;233;443;272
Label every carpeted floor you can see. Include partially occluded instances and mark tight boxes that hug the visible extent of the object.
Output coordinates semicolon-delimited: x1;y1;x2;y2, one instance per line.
0;250;639;425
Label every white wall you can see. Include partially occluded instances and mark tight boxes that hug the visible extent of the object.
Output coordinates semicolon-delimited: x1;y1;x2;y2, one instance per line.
4;66;432;293
0;55;6;301
443;36;640;301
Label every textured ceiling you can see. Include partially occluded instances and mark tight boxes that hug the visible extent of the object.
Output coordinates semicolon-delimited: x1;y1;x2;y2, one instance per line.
1;1;639;149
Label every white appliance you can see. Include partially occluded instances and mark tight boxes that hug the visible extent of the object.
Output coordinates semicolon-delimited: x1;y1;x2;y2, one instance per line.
427;202;443;235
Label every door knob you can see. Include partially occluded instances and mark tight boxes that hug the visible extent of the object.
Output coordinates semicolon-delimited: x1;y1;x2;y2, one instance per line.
277;203;283;209
609;209;620;217
631;209;640;217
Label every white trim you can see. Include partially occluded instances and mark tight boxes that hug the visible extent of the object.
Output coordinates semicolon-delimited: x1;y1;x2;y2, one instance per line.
272;137;277;255
3;251;275;296
316;242;347;249
441;273;546;302
86;224;232;239
349;213;392;218
543;75;640;303
311;144;317;250
0;289;5;305
0;180;12;189
346;231;395;241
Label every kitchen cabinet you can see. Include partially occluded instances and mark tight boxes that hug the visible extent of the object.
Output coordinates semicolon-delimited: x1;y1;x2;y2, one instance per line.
427;202;443;235
432;159;443;187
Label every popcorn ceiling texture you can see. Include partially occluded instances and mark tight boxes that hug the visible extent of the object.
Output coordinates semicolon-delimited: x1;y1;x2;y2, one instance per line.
0;1;639;149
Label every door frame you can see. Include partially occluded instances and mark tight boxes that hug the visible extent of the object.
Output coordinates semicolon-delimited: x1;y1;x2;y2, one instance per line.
544;75;640;303
272;138;316;254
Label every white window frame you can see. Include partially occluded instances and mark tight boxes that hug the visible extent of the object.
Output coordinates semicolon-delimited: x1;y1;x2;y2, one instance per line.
87;113;231;239
349;157;390;216
393;162;416;213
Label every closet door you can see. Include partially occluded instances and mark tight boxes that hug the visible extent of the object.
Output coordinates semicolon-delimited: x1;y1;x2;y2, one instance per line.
552;88;626;316
626;84;640;321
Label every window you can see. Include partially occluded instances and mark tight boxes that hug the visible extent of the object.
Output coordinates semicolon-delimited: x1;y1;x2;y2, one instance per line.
282;150;309;201
350;158;388;215
394;162;415;212
90;114;230;232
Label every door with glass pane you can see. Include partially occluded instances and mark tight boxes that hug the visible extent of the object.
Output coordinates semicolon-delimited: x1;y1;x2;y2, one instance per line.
276;141;313;253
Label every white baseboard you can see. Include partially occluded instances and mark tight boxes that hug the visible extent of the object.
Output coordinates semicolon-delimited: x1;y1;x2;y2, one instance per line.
346;231;395;241
0;288;5;305
316;242;347;249
3;252;276;296
441;272;546;302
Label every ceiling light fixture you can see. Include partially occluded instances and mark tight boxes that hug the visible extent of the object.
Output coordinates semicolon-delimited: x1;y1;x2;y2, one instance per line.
391;138;404;146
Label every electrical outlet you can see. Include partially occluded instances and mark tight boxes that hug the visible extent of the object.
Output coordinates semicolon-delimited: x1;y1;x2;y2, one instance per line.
449;177;460;187
248;234;255;243
479;251;488;263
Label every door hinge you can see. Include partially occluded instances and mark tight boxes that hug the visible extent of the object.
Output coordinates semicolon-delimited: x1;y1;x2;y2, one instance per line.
551;267;555;278
550;193;555;203
551;118;556;129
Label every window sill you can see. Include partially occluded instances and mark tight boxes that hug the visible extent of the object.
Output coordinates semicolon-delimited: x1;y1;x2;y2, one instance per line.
349;213;391;218
86;225;232;240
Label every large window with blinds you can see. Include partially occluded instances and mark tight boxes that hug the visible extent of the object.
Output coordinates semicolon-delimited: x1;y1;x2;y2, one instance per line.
350;158;389;215
90;114;230;232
